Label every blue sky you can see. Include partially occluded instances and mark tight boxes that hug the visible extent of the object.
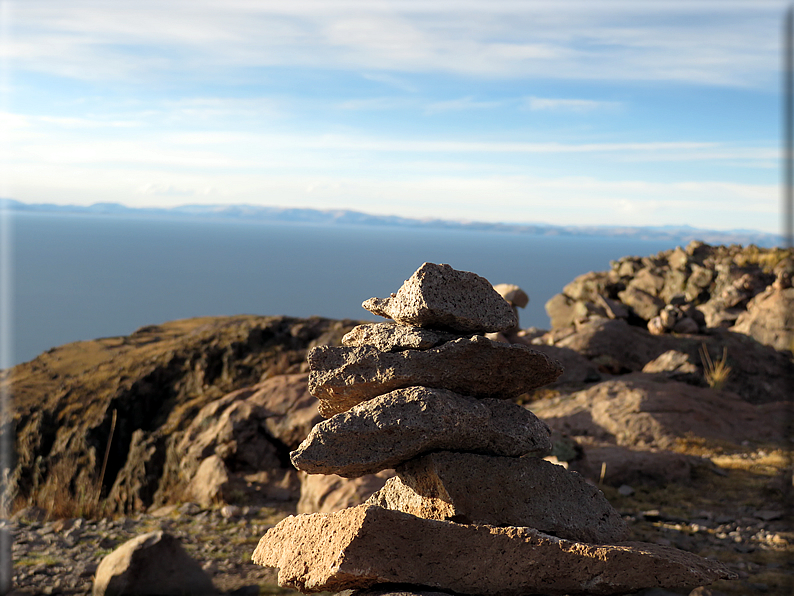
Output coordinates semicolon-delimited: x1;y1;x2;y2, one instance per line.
0;0;789;233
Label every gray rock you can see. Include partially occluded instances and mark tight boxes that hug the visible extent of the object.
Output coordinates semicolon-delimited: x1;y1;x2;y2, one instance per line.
595;293;629;319
367;451;628;543
308;336;563;417
618;286;665;321
731;286;794;352
92;531;217;595
253;504;735;596
291;387;552;477
362;263;516;333
341;323;463;352
672;316;699;334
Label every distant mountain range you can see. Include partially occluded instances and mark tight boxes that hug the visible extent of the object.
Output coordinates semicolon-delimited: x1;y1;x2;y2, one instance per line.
1;198;784;247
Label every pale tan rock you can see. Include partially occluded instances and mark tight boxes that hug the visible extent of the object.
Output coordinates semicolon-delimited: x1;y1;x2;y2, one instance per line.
528;373;788;449
309;336;563;417
493;283;529;308
362;263;516;333
93;531;217;596
341;323;462;352
187;455;230;508
297;470;394;513
291;387;551;477
367;451;628;543
253;504;735;596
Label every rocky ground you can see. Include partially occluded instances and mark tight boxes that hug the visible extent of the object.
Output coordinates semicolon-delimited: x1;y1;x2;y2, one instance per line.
3;243;793;595
5;446;793;596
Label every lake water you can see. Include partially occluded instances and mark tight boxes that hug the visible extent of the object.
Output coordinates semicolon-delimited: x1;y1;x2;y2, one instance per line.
4;211;679;366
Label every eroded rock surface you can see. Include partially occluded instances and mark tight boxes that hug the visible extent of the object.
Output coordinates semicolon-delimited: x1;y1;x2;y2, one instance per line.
528;373;788;450
367;451;628;543
309;337;563;417
291;387;551;477
362;263;516;333
253;504;735;596
342;323;463;352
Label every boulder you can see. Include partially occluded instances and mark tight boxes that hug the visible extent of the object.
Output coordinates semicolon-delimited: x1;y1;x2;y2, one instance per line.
93;531;217;596
186;455;231;508
617;286;664;321
253;504;735;596
367;451;628;543
297;470;394;514
493;283;529;308
527;373;788;450
626;269;666;297
545;292;579;329
362;263;516;333
291;386;552;477
342;323;462;352
731;286;794;353
308;336;563;417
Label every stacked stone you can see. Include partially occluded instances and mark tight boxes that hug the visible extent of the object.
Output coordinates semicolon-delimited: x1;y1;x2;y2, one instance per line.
253;263;734;596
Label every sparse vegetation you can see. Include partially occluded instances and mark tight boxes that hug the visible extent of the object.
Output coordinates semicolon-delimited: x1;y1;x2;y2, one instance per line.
700;343;731;390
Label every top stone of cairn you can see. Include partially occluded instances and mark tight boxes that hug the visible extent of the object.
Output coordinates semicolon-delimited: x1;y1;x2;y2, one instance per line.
362;263;517;334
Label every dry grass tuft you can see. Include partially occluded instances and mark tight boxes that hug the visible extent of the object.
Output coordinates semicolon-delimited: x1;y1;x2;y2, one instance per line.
700;344;731;391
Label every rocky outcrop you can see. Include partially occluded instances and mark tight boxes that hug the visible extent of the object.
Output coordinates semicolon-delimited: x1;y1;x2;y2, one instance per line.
543;242;793;353
1;315;358;514
528;372;788;450
540;318;793;404
254;263;734;595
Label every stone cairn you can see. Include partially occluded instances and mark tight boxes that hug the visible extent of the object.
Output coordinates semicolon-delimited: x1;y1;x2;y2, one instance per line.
253;263;735;596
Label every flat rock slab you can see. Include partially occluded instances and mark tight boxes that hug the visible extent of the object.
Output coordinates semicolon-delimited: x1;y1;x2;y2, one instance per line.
253;504;735;596
309;336;563;417
367;451;628;544
362;263;516;333
291;387;551;477
342;323;464;352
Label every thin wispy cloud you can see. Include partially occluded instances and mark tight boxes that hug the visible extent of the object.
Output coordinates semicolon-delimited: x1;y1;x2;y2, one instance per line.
4;1;787;86
1;1;785;234
424;96;509;114
525;97;621;112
